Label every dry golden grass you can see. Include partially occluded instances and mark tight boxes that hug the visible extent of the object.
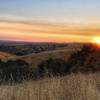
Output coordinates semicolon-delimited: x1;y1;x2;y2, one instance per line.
19;47;81;68
0;73;100;100
0;52;16;61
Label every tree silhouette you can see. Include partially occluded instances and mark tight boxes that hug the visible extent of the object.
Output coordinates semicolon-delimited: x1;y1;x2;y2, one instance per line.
0;60;35;83
38;58;68;77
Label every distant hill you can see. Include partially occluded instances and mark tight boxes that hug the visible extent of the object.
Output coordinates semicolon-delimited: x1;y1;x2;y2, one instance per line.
0;43;82;67
18;44;83;68
0;41;68;56
0;42;83;67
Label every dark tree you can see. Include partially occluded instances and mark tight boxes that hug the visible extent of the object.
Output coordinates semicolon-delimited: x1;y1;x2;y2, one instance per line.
38;58;68;77
0;60;35;83
66;44;98;73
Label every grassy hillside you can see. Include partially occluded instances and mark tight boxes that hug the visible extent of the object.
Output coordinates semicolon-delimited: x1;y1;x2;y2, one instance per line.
0;44;82;83
0;73;99;100
20;45;82;68
0;43;82;66
0;43;100;81
0;52;16;61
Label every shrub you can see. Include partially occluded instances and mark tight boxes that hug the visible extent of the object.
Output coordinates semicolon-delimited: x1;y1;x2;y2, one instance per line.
66;44;99;73
38;58;68;77
0;60;35;83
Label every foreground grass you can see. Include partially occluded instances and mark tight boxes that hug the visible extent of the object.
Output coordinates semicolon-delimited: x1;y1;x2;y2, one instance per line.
0;73;100;100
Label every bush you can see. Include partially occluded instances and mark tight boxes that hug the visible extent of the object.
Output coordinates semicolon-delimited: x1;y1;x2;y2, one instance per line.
0;60;35;83
38;58;68;77
66;44;100;73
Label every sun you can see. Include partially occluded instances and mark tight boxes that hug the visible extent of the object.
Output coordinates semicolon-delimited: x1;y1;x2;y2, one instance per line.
92;37;100;43
91;37;100;47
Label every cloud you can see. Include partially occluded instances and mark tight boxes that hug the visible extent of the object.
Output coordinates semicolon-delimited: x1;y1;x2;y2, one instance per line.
0;13;32;22
0;21;99;43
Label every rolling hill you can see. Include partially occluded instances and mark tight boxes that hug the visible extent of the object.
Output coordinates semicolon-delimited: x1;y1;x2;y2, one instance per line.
0;52;16;61
18;44;83;68
0;43;83;68
0;43;100;82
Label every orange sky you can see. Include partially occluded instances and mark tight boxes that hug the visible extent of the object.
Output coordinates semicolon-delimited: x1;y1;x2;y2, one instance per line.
0;21;100;43
1;0;100;43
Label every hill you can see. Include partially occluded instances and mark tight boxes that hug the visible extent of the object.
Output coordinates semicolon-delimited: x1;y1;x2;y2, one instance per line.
0;41;68;56
18;43;100;77
19;44;82;68
0;43;100;82
0;43;82;83
0;52;16;61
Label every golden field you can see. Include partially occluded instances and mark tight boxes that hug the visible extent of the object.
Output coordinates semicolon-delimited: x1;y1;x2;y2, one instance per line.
0;73;99;100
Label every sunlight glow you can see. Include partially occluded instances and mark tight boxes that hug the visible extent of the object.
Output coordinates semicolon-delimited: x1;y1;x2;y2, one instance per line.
91;36;100;47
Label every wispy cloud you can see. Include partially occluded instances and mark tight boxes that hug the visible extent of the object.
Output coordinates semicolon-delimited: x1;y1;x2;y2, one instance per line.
0;13;32;22
0;21;98;43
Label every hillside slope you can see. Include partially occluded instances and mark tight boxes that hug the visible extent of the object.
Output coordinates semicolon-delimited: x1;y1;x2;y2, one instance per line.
0;52;16;61
19;45;82;68
0;43;82;66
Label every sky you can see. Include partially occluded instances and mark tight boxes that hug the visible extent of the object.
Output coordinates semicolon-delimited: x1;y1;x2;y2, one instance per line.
0;0;100;43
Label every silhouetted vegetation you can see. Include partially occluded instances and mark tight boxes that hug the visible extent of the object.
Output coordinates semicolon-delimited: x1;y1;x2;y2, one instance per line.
38;44;100;77
38;58;68;77
66;44;95;73
66;44;100;73
0;60;35;84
